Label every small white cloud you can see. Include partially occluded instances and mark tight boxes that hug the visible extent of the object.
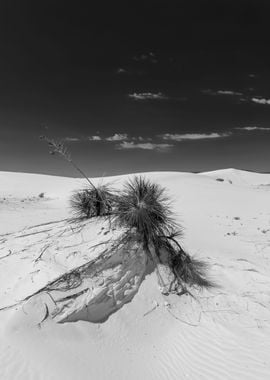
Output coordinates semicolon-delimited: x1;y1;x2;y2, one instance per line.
64;137;80;142
88;134;153;143
116;141;173;151
88;135;102;141
202;89;243;97
128;92;168;101
129;136;152;142
137;136;152;141
217;90;243;96
236;126;270;131
117;68;127;74
251;97;270;105
106;133;128;141
160;132;230;141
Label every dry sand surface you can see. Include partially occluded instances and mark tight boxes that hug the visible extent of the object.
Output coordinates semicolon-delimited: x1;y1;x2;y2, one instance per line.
0;169;270;379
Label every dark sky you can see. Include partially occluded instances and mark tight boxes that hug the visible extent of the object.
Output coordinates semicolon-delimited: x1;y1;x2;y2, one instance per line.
1;0;270;176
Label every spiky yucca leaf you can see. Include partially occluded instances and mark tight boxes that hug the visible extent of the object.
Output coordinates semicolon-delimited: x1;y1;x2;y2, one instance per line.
171;253;214;289
112;176;177;247
70;185;115;219
157;234;214;290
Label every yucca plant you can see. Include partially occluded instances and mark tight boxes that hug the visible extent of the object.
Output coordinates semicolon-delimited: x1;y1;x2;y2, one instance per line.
113;176;213;293
113;176;176;244
70;184;115;219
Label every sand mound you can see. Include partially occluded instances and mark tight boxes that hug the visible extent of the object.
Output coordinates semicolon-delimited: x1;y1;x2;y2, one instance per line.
201;168;270;188
1;169;270;379
0;219;147;325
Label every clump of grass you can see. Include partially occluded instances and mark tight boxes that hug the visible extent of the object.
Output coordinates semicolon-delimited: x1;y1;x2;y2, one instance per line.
70;184;115;219
112;176;176;246
112;176;214;293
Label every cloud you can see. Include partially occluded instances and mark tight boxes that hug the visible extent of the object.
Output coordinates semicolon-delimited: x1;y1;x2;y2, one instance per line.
106;133;128;141
236;126;270;131
117;68;127;74
251;97;270;105
202;89;243;97
64;137;80;142
88;134;151;143
160;132;231;141
202;89;270;106
128;92;168;101
88;135;102;141
116;141;173;151
137;136;152;141
217;90;243;96
133;52;158;64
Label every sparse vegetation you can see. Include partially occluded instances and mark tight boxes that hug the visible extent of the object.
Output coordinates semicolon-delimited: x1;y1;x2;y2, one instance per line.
112;176;176;247
70;185;115;219
112;176;213;293
40;135;115;219
40;136;97;189
40;136;213;294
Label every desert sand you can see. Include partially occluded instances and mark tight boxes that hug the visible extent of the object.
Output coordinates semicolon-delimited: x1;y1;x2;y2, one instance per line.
0;169;270;379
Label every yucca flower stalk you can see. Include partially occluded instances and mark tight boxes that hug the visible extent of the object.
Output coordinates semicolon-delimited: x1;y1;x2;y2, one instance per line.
40;135;114;218
40;136;97;190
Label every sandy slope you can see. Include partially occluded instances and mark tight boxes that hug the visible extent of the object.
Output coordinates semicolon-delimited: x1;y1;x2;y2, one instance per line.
0;169;270;379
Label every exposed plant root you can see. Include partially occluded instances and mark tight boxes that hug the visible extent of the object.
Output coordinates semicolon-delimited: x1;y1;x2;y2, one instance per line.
34;244;51;263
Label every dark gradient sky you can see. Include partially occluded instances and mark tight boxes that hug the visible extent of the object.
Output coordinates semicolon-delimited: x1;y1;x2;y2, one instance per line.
1;0;270;176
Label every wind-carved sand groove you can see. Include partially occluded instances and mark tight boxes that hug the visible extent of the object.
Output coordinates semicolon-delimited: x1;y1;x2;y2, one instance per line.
51;244;146;323
0;219;147;324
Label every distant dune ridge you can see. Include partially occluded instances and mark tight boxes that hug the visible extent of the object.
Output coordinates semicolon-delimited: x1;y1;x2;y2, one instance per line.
0;169;270;379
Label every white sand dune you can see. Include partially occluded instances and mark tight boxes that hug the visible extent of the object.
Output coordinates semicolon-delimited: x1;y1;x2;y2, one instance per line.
201;167;270;187
0;169;270;379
